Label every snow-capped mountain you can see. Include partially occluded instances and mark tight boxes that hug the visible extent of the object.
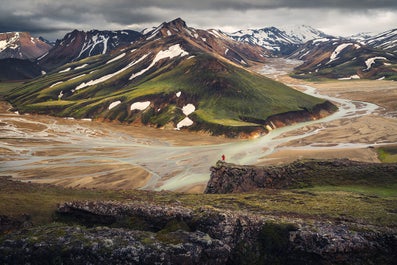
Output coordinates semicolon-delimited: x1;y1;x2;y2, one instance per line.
0;32;52;60
141;18;269;66
278;25;330;44
289;38;397;80
38;29;142;70
365;28;397;53
228;25;331;55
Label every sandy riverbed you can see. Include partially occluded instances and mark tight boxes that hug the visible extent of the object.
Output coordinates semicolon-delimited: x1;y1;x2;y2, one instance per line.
1;72;396;192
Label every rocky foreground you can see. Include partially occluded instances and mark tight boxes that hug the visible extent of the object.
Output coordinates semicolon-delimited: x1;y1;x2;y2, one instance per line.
1;200;396;265
206;159;397;193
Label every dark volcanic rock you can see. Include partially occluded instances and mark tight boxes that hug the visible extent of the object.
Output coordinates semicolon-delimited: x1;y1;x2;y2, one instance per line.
205;159;397;194
1;200;396;264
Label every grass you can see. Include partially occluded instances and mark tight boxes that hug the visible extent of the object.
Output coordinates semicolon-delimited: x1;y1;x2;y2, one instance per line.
0;82;24;96
377;145;397;163
1;171;396;228
4;52;330;136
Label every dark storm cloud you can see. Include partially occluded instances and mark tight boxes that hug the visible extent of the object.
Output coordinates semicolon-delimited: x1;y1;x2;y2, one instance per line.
1;0;396;40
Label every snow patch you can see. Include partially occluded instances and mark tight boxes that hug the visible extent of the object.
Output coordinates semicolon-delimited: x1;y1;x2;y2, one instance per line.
176;91;181;97
176;117;193;130
37;52;48;61
377;76;385;80
108;100;121;110
225;48;229;55
58;91;64;99
364;57;387;70
70;74;86;81
182;103;195;116
130;101;150;111
201;38;207;42
76;54;149;91
337;75;360;80
328;43;352;63
59;67;71;73
41;71;46;75
50;81;64;88
167;30;172;36
106;52;126;64
129;44;188;80
75;63;88;70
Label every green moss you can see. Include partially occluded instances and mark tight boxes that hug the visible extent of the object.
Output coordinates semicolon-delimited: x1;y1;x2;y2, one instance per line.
377;146;397;163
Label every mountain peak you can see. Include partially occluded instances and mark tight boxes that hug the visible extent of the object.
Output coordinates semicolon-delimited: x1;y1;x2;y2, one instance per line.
167;17;187;28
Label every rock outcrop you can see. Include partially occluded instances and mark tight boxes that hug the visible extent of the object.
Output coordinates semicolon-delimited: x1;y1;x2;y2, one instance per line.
1;200;396;264
205;159;397;194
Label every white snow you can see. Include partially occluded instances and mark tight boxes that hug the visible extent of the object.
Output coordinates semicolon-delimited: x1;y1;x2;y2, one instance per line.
75;63;89;70
377;76;385;80
37;52;48;61
41;71;46;75
354;44;361;49
0;40;8;52
106;52;126;64
59;67;71;73
338;75;361;80
176;117;193;130
130;101;150;111
176;91;181;97
108;100;121;110
194;33;199;39
225;48;229;55
328;43;353;63
167;30;172;36
75;54;149;91
50;81;64;88
364;57;387;70
182;103;195;116
70;74;86;81
201;38;207;42
129;44;188;80
58;91;64;99
312;38;330;44
240;59;247;65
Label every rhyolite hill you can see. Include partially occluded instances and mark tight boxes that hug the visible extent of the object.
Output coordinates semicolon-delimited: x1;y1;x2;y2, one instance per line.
5;18;336;137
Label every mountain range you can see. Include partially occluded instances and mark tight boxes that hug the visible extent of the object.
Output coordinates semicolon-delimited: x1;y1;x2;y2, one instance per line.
1;21;396;81
5;18;335;138
0;32;52;60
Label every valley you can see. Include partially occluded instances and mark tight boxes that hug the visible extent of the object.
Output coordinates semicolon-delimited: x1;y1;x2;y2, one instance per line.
1;58;396;193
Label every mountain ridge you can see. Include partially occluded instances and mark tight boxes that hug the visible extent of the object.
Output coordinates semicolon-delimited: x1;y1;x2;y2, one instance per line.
5;18;335;138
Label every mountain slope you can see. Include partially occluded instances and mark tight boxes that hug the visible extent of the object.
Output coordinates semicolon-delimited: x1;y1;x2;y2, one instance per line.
289;38;397;80
0;32;52;60
228;25;330;55
365;28;397;53
0;58;43;80
37;29;142;70
6;19;335;138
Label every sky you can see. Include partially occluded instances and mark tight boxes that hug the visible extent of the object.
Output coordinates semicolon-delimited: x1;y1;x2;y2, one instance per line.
0;0;396;40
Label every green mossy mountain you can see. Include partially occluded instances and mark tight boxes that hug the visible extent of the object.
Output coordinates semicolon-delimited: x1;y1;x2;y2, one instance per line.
5;19;334;137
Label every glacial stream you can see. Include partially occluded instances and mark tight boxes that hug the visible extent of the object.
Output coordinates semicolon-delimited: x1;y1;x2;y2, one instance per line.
0;62;382;191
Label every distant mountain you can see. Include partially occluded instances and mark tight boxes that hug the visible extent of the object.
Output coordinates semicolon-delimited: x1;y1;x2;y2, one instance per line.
289;38;397;80
0;58;43;81
278;25;331;43
6;18;334;138
37;29;142;70
141;18;269;66
0;32;52;60
365;28;397;53
228;25;330;55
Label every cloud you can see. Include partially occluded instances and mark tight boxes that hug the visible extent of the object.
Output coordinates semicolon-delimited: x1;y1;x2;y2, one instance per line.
0;0;396;40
